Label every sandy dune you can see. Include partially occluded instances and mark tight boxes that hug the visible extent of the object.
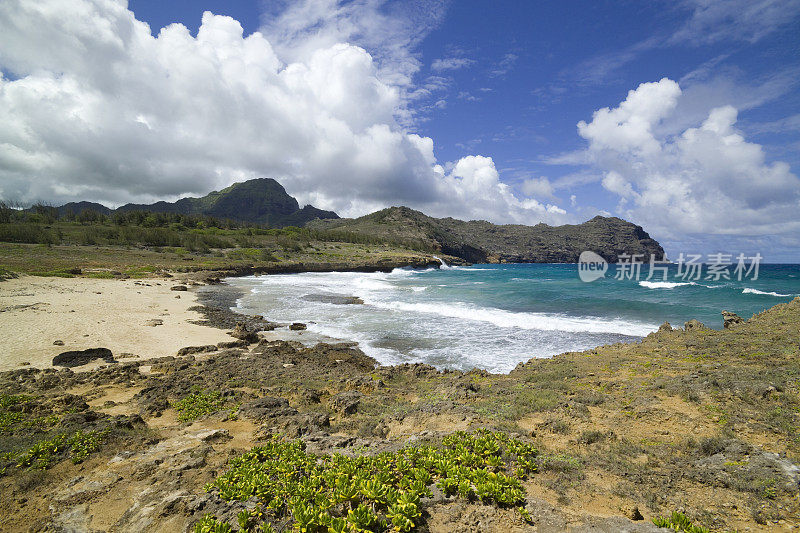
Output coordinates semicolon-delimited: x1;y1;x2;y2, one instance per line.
0;275;230;371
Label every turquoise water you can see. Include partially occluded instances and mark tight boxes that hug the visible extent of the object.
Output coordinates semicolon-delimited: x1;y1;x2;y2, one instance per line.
229;263;800;373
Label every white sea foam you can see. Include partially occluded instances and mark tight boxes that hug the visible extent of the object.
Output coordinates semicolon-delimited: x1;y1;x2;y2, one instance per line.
432;256;453;270
639;281;696;289
367;300;656;336
229;268;664;372
742;288;793;297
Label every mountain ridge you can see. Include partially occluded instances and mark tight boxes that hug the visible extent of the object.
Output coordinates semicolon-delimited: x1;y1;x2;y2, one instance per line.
41;178;664;262
308;206;665;263
49;178;339;228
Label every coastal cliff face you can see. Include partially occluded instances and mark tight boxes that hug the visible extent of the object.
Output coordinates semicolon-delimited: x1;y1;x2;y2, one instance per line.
309;206;665;263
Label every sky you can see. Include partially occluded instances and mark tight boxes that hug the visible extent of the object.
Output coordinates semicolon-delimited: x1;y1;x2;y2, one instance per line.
1;0;799;260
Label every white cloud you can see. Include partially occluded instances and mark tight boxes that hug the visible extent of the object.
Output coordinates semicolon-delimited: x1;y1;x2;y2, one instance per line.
562;0;800;87
259;0;448;89
669;0;800;45
0;0;565;226
521;177;555;200
431;156;568;223
489;53;518;77
578;78;800;237
431;57;474;71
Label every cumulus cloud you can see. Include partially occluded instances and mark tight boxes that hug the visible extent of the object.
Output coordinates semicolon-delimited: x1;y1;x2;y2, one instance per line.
0;0;567;225
521;178;556;200
578;78;800;237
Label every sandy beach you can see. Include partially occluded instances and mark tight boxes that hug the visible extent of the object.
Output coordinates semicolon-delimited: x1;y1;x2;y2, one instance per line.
0;275;231;371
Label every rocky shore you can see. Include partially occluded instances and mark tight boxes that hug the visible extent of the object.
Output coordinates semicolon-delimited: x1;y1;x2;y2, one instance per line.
1;273;800;532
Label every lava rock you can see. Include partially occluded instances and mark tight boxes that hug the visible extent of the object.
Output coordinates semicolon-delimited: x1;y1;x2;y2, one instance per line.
328;390;362;415
53;348;115;367
684;319;706;330
176;345;218;356
230;322;259;344
722;310;744;329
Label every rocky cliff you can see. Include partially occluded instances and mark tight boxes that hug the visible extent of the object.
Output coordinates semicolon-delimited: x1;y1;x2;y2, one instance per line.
309;206;664;263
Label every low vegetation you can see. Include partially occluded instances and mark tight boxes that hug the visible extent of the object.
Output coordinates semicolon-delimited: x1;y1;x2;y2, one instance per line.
173;389;226;422
200;430;538;532
0;393;114;475
15;428;111;470
652;511;710;533
0;201;436;254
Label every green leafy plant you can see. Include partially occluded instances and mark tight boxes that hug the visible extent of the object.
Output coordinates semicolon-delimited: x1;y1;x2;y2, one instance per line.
15;427;111;470
69;428;112;464
195;514;233;533
200;429;538;531
173;389;225;422
652;511;709;533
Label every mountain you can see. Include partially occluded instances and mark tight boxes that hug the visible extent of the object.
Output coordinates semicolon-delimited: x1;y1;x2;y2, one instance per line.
308;206;664;263
75;178;338;227
54;202;112;217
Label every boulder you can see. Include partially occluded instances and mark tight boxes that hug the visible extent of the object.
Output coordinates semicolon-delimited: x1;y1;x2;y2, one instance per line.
328;390;362;415
170;285;188;291
53;348;114;367
217;339;249;349
301;294;364;305
230;322;259;344
239;397;297;421
684;319;706;331
289;322;307;331
722;310;744;329
176;345;218;356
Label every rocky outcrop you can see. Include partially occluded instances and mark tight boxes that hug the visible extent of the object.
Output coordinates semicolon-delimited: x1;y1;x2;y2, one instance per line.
722;310;745;329
53;347;115;367
300;294;364;305
176;345;218;356
229;322;259;344
684;319;706;331
328;390;362;415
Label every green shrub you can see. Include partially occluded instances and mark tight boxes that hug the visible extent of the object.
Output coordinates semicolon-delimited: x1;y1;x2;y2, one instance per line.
173;390;225;422
69;428;112;464
652;511;709;533
201;429;538;532
15;427;112;469
0;223;57;244
85;271;116;279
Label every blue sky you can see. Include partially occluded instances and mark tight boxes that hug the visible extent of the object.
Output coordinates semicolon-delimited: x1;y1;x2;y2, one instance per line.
2;1;799;259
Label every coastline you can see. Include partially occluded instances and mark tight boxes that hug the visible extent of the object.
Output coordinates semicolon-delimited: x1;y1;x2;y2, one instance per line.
0;249;458;373
2;271;800;532
0;275;231;371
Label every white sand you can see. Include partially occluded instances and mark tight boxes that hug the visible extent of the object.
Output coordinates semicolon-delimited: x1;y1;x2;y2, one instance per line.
0;275;230;371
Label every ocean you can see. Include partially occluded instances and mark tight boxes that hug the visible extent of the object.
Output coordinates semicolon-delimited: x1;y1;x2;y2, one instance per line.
228;263;800;373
